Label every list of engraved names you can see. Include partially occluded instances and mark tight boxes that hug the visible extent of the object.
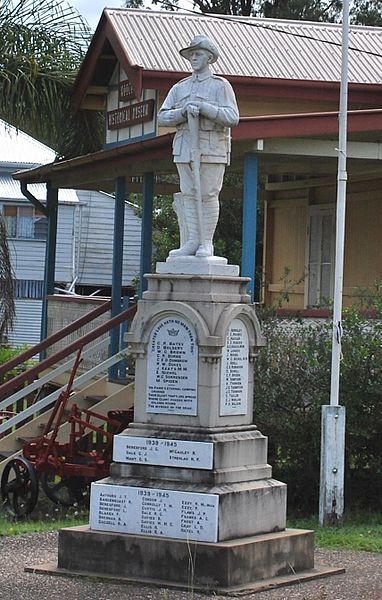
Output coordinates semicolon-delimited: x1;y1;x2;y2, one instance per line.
90;483;219;542
113;435;214;469
220;319;249;415
147;316;198;415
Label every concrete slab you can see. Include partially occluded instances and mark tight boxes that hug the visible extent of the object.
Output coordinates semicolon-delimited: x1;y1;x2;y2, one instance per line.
156;257;240;277
50;525;338;592
26;561;345;596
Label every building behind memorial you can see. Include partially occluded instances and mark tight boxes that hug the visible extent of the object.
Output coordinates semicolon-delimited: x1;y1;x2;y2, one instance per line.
1;119;141;347
13;9;382;315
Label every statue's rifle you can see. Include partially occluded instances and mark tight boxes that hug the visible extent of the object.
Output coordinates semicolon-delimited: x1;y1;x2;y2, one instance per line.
188;110;205;248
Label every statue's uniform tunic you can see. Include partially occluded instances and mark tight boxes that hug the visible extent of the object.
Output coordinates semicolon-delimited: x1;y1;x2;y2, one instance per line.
158;69;239;201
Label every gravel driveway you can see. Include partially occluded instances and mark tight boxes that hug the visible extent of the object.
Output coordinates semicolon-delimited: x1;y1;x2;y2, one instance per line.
0;531;381;600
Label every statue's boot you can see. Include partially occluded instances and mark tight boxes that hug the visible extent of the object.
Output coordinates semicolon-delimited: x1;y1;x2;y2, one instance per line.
169;196;199;257
195;197;219;258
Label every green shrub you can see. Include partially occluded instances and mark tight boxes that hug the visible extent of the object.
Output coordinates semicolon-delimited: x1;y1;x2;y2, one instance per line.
0;344;31;384
253;308;382;515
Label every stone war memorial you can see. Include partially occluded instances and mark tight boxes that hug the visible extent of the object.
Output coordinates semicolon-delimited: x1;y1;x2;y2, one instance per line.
52;35;342;593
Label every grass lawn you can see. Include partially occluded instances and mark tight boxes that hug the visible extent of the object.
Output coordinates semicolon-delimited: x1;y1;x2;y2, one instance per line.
0;503;88;537
1;507;381;553
289;513;382;553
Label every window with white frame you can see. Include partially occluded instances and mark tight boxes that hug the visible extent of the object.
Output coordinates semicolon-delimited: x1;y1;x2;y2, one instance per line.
3;204;47;240
306;205;335;307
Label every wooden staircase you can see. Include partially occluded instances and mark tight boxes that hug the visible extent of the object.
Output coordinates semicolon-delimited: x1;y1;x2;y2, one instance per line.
0;300;137;479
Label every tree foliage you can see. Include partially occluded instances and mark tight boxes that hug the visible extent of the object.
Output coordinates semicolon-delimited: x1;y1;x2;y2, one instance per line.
350;0;382;25
133;0;382;24
260;0;382;24
254;302;382;515
0;0;106;338
0;0;103;158
259;0;342;21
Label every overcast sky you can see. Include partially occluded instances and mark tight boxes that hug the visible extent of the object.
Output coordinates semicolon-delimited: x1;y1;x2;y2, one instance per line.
69;1;191;31
70;1;125;31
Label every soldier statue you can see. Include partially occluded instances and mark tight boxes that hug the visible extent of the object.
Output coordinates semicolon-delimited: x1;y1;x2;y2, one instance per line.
158;34;239;259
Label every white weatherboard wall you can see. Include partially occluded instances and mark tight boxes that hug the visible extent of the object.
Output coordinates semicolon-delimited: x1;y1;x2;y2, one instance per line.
0;120;142;350
6;203;75;283
56;204;76;282
7;299;42;347
8;238;46;281
75;191;141;287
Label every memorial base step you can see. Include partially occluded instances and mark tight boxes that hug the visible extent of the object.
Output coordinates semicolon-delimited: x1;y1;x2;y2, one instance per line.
141;272;250;303
46;525;344;593
111;425;272;485
89;477;287;541
156;257;240;277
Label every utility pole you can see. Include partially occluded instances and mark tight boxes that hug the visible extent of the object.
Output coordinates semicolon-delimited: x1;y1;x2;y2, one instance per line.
319;0;349;526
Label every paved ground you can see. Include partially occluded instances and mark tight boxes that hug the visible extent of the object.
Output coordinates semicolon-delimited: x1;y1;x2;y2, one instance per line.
0;531;381;600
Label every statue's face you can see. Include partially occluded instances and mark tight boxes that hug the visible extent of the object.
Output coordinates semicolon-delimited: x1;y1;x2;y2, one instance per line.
189;49;211;73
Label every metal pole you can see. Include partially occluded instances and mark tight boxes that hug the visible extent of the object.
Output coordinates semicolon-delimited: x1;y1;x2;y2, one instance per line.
40;182;58;347
109;176;126;381
330;0;349;407
139;172;154;297
319;0;349;526
241;153;258;301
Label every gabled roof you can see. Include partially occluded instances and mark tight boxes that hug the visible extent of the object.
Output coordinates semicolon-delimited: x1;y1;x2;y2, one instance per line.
73;9;382;110
0;120;56;168
104;9;382;83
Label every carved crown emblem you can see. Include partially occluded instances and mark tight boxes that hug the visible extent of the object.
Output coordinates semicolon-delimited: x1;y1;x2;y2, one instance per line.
167;328;179;336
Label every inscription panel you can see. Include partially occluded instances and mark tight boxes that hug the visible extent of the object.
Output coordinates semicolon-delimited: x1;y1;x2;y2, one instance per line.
113;435;214;469
220;319;249;416
90;483;219;542
147;316;198;415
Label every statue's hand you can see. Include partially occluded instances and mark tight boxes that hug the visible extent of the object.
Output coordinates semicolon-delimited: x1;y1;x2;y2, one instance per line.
183;101;218;121
198;101;218;120
182;102;201;118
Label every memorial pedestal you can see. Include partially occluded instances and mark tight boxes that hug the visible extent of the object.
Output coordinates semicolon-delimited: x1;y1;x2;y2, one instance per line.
50;273;342;592
56;527;321;592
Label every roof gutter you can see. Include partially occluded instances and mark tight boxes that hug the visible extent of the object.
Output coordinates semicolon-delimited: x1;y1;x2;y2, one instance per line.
20;181;48;216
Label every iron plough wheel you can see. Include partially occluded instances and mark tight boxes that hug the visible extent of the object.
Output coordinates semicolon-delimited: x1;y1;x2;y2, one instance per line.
1;457;39;518
40;472;88;507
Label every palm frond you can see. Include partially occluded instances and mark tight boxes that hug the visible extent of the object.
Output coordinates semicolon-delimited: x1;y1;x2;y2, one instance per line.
0;0;103;157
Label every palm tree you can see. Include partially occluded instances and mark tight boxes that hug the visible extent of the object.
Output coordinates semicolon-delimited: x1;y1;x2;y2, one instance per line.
0;0;103;158
0;0;103;339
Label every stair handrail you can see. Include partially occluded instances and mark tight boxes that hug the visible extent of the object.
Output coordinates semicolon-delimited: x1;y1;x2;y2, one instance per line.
0;337;108;413
0;303;137;401
0;345;131;436
0;298;112;379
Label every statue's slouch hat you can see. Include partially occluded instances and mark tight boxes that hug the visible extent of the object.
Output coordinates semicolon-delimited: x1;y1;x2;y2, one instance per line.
180;34;219;63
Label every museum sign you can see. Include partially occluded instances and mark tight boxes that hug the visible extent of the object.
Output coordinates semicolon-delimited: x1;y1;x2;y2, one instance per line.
107;99;155;130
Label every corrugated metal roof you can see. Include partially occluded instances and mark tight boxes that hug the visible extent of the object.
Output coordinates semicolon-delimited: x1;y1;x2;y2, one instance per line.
0;120;56;166
0;174;79;203
105;9;382;85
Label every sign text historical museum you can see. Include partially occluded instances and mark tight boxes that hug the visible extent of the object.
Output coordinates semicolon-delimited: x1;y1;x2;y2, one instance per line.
107;99;155;130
